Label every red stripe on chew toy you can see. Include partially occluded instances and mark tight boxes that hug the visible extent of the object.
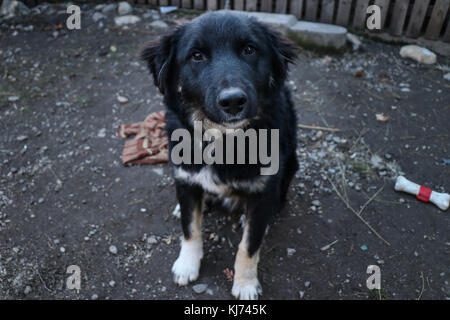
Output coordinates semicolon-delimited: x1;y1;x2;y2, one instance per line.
417;186;432;202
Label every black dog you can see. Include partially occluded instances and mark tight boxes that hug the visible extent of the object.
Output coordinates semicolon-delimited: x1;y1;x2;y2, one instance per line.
141;10;298;300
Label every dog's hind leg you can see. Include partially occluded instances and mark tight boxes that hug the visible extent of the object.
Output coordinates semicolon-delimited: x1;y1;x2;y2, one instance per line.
172;182;204;286
232;197;276;300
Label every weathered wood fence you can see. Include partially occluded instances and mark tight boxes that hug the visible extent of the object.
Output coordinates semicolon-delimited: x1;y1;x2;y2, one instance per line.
23;0;450;43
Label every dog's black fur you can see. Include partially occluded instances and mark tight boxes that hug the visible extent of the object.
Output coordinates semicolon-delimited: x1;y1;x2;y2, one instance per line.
141;11;298;298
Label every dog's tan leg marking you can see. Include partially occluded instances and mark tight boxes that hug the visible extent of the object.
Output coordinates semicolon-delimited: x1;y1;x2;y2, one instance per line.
232;223;262;300
172;204;203;286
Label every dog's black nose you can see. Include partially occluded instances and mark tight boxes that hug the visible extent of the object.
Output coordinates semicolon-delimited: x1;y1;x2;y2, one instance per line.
218;88;247;115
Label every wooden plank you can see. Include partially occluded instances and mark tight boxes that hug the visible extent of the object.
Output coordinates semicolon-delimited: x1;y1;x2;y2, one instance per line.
194;0;204;9
374;0;390;29
260;0;273;12
425;0;450;40
353;0;370;29
444;22;450;42
320;0;335;24
147;0;157;5
336;0;353;26
406;0;431;38
289;0;304;19
389;0;409;36
234;0;245;10
171;0;181;7
182;0;192;8
246;0;257;11
304;0;319;21
207;0;218;10
159;0;169;6
275;0;288;13
245;0;256;11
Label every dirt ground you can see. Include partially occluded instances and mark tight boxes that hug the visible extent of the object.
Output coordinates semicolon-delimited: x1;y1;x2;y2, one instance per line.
0;3;449;300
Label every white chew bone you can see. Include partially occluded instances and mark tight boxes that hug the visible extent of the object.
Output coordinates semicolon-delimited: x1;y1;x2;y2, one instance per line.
394;176;450;211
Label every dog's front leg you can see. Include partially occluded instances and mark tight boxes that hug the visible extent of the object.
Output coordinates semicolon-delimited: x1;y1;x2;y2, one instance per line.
232;197;275;300
172;182;204;286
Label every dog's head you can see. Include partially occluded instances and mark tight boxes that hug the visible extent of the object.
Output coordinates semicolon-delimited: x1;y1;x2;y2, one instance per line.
141;11;297;129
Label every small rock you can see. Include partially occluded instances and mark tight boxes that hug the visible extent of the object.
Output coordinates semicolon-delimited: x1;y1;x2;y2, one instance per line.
147;236;158;244
118;2;133;15
150;20;169;30
1;0;30;17
287;248;296;256
114;15;141;26
311;200;321;207
94;4;106;11
8;96;19;102
24;286;32;295
346;33;362;51
304;281;311;288
109;280;116;287
109;245;118;255
400;45;436;65
92;12;106;22
192;283;207;294
60;247;66;253
299;290;305;298
444;73;450;81
97;128;106;138
17;135;28;142
102;3;117;13
117;95;129;104
91;293;98;300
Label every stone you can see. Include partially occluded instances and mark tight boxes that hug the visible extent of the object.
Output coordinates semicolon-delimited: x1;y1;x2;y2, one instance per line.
346;33;362;51
109;245;118;255
114;15;141;26
1;0;30;17
147;235;158;244
94;4;106;11
102;3;117;13
400;45;437;65
118;2;133;16
117;95;128;103
149;20;169;30
192;283;207;294
8;96;19;102
92;12;106;23
287;248;296;256
444;73;450;81
288;21;347;50
236;11;297;34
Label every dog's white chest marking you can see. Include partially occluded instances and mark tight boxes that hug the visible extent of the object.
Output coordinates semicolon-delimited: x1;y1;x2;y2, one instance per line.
174;166;268;195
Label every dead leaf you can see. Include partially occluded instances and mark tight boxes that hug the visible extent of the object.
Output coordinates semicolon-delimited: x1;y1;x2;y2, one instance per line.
354;70;365;78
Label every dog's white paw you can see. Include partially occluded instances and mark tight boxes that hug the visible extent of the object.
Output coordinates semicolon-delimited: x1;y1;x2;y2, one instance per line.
232;279;262;300
171;238;203;286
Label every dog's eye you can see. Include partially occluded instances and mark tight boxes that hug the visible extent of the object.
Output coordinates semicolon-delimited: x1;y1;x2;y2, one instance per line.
243;45;256;55
191;51;205;62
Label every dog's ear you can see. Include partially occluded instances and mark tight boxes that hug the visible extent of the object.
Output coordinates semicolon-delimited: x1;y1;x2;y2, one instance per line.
141;30;178;95
264;27;298;87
